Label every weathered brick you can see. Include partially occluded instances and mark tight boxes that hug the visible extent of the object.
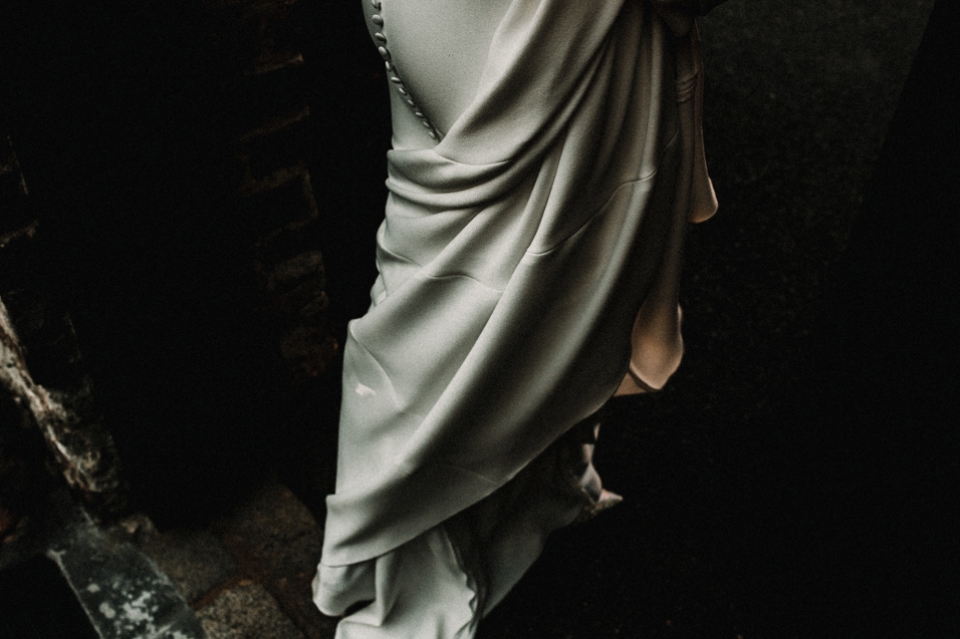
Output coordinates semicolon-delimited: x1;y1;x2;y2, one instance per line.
214;481;322;579
197;583;305;639
239;113;311;183
237;168;317;237
137;526;237;604
254;215;321;269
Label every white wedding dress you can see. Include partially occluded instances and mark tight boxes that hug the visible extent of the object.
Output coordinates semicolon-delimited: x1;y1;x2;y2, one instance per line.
313;1;717;636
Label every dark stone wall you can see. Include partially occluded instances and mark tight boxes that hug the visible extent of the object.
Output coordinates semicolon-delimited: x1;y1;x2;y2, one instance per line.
0;0;341;526
2;125;124;528
300;0;393;337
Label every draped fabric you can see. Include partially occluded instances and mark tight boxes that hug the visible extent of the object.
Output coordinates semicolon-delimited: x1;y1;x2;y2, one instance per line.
314;0;716;634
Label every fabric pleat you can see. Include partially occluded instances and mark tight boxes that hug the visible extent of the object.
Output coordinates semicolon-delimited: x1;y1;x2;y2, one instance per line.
314;0;716;635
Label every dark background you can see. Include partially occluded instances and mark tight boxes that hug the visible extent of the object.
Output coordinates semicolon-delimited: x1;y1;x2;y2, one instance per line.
1;0;956;636
476;2;959;637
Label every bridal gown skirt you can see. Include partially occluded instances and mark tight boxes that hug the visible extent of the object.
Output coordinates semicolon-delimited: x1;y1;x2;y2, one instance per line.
312;1;717;636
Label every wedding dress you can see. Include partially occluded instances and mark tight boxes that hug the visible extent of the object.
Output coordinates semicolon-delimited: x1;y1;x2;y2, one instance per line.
312;1;717;635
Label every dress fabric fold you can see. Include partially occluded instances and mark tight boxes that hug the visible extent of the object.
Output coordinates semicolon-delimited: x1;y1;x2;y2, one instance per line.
314;0;716;635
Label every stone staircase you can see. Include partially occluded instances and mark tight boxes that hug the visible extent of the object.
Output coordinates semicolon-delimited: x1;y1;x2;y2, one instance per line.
1;481;336;639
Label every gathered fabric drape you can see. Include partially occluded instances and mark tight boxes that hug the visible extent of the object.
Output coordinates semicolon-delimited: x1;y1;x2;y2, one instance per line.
313;1;716;635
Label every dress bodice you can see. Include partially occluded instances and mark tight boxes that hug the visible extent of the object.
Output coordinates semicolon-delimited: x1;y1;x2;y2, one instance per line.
361;0;512;149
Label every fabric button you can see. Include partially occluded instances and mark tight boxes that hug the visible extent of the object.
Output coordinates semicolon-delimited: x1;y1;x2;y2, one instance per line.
367;3;440;137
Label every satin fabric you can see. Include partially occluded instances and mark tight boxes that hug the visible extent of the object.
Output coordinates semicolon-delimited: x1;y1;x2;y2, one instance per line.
314;0;716;634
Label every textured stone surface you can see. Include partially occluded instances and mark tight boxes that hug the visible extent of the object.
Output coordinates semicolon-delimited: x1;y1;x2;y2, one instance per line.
216;481;323;579
262;573;340;639
1;128;124;514
0;296;122;510
40;491;204;639
197;583;305;639
2;0;335;529
139;527;237;604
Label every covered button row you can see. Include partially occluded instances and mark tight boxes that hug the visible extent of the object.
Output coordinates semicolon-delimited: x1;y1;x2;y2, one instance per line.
370;0;439;140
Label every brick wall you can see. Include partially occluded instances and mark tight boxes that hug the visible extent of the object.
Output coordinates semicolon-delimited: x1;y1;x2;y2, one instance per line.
0;0;340;525
1;129;124;532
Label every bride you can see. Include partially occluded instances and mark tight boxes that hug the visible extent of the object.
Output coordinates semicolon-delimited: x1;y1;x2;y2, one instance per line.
312;1;722;636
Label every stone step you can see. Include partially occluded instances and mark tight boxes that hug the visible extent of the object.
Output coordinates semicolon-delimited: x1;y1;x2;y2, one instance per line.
126;480;336;639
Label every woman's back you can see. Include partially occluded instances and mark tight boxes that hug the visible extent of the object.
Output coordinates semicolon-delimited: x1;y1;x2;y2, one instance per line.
360;0;512;148
315;2;718;636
